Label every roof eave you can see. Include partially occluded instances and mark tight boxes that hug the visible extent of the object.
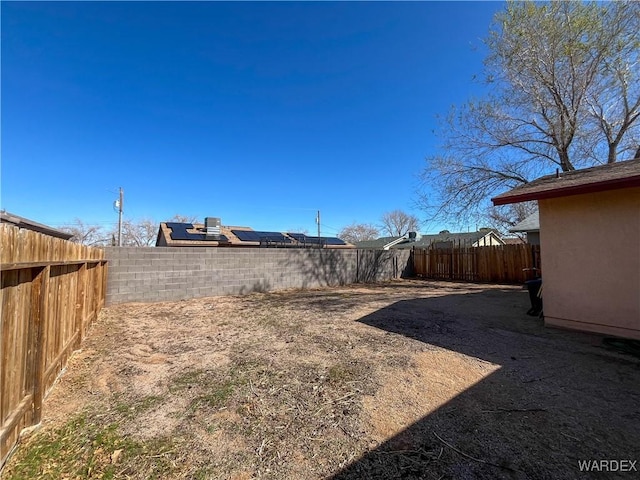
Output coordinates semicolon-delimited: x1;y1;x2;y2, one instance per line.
492;175;640;206
1;211;74;240
488;232;505;244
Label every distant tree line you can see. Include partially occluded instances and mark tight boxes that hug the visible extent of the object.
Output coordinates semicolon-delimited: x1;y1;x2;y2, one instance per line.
62;215;198;246
65;211;422;247
338;209;420;244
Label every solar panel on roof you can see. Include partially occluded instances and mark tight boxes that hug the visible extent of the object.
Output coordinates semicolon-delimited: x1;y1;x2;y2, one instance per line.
232;230;260;242
232;230;292;243
254;231;291;243
169;223;228;242
287;233;320;244
324;237;347;246
287;233;346;246
167;222;193;230
169;223;195;240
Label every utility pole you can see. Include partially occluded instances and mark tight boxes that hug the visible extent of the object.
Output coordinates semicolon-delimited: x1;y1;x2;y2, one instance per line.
117;187;124;247
316;210;320;238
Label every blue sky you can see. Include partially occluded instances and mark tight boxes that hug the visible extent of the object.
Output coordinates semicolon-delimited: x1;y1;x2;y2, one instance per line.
2;1;504;236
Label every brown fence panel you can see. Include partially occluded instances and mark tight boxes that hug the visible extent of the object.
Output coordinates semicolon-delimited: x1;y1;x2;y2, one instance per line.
0;268;36;467
0;224;107;469
413;244;541;284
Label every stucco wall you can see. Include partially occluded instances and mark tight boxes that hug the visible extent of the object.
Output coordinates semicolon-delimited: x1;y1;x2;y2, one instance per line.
104;247;412;305
539;187;640;339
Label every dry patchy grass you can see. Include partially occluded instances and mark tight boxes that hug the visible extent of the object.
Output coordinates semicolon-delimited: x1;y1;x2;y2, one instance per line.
3;280;639;479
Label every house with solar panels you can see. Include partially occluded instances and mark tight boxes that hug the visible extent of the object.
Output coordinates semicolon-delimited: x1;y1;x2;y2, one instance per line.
155;218;353;249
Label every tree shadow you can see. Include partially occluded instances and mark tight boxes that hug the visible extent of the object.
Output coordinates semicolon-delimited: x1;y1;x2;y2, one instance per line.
238;279;271;294
330;289;640;479
280;249;413;289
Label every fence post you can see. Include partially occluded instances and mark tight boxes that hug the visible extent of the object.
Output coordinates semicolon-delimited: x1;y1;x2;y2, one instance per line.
74;263;87;348
31;265;49;425
101;261;108;308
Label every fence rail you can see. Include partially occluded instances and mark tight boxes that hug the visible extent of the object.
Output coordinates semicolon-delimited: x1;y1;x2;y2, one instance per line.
413;244;541;284
1;224;107;468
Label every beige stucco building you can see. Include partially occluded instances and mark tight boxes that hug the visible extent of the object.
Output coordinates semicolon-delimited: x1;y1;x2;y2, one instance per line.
493;159;640;340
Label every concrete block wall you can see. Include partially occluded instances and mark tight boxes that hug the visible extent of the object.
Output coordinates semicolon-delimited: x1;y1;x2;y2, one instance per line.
105;247;412;305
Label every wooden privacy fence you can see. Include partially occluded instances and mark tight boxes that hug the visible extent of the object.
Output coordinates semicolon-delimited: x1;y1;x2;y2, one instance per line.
413;243;541;284
0;223;107;468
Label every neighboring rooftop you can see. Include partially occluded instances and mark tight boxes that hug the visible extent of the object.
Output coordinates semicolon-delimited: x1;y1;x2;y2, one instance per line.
0;210;73;240
156;221;352;248
355;236;400;249
355;229;504;250
509;211;540;233
502;237;525;245
492;158;640;206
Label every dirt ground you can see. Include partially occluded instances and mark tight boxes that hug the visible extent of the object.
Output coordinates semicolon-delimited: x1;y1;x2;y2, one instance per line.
4;279;640;479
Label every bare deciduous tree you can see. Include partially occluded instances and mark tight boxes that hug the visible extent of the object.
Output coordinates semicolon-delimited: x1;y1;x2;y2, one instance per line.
61;219;110;246
111;215;199;246
487;202;537;237
116;218;158;247
338;223;380;243
63;216;198;247
168;214;200;224
380;210;419;237
287;227;310;235
419;1;640;227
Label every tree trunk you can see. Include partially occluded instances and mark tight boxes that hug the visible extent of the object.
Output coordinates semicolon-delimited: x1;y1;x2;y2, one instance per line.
607;143;618;163
558;149;575;172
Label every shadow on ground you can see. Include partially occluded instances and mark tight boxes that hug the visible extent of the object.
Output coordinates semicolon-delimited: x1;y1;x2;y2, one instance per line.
331;289;640;480
280;249;413;289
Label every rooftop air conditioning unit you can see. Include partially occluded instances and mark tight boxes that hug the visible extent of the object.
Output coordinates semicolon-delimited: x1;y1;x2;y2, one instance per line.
205;217;221;238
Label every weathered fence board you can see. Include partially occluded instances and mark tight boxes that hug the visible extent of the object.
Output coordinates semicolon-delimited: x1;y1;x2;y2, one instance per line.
0;224;107;469
413;244;541;284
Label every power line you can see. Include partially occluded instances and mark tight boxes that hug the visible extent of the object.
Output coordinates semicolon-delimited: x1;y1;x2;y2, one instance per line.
46;221;120;227
321;223;340;233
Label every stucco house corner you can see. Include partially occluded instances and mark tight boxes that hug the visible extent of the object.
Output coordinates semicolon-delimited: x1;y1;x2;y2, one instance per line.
492;158;640;340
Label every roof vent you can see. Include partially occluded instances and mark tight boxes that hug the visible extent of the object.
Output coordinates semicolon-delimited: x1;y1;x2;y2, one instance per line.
205;217;221;238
